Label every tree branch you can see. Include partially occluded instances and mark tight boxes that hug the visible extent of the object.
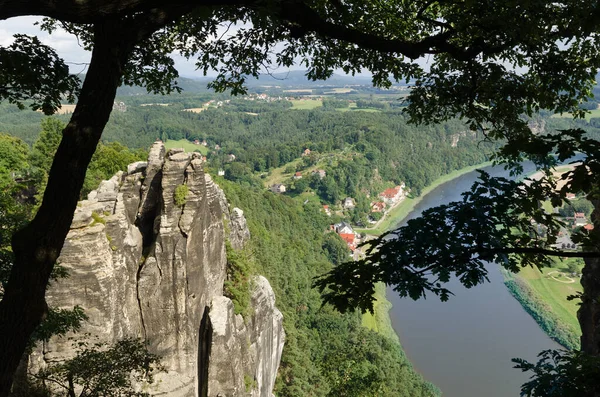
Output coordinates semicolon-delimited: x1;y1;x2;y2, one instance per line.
0;0;256;23
278;0;508;61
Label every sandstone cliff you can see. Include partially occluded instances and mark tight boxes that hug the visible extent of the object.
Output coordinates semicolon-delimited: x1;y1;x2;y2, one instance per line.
30;142;285;397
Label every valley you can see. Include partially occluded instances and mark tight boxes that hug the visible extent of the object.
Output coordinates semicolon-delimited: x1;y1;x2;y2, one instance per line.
0;76;596;396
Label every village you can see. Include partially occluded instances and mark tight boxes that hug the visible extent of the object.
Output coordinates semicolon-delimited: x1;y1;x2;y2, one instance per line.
267;148;408;255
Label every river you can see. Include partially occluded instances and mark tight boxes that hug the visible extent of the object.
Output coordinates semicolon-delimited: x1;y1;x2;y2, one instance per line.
387;163;564;397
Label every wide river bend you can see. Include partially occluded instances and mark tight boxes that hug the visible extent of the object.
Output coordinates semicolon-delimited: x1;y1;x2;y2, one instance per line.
388;163;563;397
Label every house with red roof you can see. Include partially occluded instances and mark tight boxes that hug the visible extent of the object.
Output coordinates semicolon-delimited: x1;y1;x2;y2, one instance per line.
584;223;594;231
371;201;386;213
380;184;405;205
293;172;303;180
339;233;356;251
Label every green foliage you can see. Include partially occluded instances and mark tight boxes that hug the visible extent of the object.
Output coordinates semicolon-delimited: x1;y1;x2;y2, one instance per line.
30;306;88;344
322;99;348;109
82;141;147;197
173;184;189;207
369;212;383;221
0;34;79;115
558;198;594;218
221;181;438;397
514;350;600;397
322;233;350;266
35;338;164;397
0;192;31;297
29;117;64;199
90;212;106;226
30;117;63;173
224;242;254;318
566;259;582;275
244;374;257;393
0;133;29;189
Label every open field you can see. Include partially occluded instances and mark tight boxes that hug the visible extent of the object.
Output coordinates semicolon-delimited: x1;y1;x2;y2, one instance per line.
263;150;359;188
54;104;77;115
164;139;209;154
289;99;322;110
551;108;600;119
526;163;580;192
336;107;381;113
517;262;582;333
283;89;313;93
262;158;302;187
183;107;207;113
324;88;354;94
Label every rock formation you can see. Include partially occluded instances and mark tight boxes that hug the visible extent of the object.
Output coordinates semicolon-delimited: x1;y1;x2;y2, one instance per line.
30;142;285;397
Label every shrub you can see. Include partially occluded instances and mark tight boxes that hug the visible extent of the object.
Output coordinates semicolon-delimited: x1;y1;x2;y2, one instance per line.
174;184;189;207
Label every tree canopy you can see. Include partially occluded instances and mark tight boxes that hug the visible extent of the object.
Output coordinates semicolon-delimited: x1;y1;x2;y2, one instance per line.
3;0;600;395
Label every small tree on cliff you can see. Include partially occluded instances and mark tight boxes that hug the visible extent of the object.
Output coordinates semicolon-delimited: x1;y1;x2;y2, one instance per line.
3;1;600;395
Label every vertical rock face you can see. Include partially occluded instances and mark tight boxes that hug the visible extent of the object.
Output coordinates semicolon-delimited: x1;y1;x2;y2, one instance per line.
30;142;285;397
200;276;284;397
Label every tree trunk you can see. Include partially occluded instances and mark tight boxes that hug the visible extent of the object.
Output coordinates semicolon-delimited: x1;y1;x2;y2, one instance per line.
0;21;134;396
580;257;600;354
580;198;600;356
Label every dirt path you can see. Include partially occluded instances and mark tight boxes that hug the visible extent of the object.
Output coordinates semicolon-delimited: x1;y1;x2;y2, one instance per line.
547;270;576;283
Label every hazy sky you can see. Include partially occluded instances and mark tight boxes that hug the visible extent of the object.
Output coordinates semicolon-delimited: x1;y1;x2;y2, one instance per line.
0;16;349;81
0;16;222;77
0;16;388;82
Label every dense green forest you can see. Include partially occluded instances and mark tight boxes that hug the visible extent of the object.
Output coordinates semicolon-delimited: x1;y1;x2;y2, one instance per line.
0;96;507;224
221;180;439;396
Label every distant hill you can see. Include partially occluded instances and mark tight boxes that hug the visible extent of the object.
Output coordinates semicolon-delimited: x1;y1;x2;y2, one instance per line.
248;70;374;87
116;77;212;96
112;70;404;96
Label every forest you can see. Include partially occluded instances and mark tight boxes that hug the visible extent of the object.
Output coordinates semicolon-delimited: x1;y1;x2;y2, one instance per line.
0;95;453;395
0;95;506;225
3;91;600;395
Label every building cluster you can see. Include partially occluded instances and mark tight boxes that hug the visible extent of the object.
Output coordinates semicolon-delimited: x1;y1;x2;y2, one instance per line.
112;101;127;112
243;93;284;102
193;139;208;146
368;183;407;219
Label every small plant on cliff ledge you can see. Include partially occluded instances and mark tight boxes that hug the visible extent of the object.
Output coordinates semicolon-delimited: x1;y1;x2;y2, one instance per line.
224;241;255;319
244;374;258;392
174;184;189;207
90;211;106;226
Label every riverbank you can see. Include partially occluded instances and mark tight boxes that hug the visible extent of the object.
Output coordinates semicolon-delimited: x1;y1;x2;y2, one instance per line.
360;161;493;338
503;162;583;350
502;268;580;349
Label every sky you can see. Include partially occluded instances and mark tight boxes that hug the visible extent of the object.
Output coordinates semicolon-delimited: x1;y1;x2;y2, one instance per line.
0;16;385;81
0;16;216;77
